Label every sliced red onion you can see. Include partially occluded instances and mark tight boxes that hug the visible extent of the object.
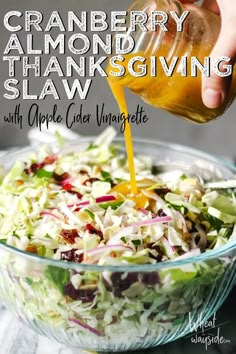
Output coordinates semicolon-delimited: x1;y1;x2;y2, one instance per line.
138;208;149;215
61;178;76;186
71;200;89;207
107;216;171;245
87;244;132;257
96;195;116;203
40;211;63;221
68;195;116;208
69;318;103;336
129;215;172;228
138;208;156;218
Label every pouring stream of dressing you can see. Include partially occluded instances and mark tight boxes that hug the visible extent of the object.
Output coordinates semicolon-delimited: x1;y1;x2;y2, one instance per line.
108;80;138;195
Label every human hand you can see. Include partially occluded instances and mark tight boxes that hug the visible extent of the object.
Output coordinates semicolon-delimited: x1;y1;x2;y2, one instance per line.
180;0;236;109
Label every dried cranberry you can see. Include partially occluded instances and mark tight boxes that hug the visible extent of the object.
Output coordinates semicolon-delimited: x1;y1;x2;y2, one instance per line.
60;229;80;244
102;276;112;291
144;303;152;310
82;178;100;186
61;249;83;263
175;246;185;256
32;163;42;172
25;162;43;175
110;272;139;297
141;272;159;285
148;313;157;321
25;155;57;175
53;172;70;182
77;288;96;303
155;188;171;196
79;170;88;175
64;283;78;300
64;283;96;302
67;190;83;199
61;183;82;199
149;244;163;262
62;183;73;191
43;155;57;165
157;209;167;217
85;224;103;238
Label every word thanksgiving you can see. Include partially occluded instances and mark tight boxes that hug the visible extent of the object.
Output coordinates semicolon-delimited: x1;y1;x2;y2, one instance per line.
2;10;232;100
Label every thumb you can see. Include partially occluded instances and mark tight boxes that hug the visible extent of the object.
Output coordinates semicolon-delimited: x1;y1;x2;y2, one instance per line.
202;16;236;108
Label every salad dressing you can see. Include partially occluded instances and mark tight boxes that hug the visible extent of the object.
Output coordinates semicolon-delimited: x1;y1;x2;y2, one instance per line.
108;80;138;195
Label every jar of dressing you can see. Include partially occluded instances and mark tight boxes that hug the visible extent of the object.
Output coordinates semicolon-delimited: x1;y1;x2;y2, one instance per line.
107;0;236;123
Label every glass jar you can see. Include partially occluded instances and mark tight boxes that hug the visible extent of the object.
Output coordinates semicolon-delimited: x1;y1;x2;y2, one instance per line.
108;0;236;123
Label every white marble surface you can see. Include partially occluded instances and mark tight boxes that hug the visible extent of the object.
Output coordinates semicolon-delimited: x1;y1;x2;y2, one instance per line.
0;286;235;354
0;303;84;354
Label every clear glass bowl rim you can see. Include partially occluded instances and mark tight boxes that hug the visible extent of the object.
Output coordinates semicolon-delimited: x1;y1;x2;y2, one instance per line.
0;136;236;272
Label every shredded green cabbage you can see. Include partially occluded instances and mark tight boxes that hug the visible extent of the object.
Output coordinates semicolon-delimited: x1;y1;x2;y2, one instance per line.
0;127;235;345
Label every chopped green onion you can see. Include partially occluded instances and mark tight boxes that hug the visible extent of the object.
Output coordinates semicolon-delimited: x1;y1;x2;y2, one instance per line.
13;231;20;239
203;212;223;232
86;143;98;151
25;278;33;286
84;209;95;220
167;203;188;215
0;239;7;244
101;170;112;183
132;240;141;246
35;169;53;178
99;201;123;210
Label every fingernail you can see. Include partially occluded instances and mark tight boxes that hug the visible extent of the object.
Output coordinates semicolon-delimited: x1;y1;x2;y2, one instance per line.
203;89;224;109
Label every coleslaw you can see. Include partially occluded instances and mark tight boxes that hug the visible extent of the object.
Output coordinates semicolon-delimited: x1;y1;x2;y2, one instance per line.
0;127;235;346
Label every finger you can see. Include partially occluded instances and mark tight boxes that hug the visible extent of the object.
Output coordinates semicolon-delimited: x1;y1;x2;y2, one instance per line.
202;0;220;15
202;20;236;109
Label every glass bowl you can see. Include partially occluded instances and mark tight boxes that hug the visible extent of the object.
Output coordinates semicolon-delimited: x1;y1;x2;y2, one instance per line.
0;138;235;352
